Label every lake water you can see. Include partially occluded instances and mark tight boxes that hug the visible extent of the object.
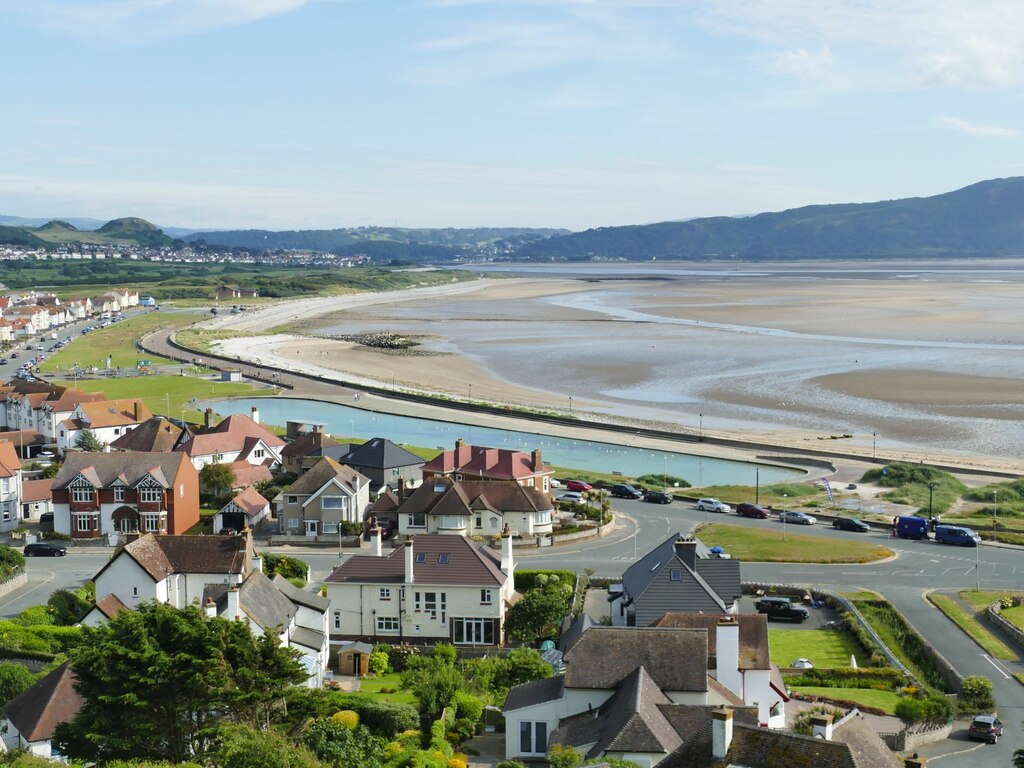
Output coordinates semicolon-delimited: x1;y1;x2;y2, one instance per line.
204;397;801;487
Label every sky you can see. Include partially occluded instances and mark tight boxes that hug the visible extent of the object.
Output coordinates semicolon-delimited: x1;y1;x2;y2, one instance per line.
1;0;1023;231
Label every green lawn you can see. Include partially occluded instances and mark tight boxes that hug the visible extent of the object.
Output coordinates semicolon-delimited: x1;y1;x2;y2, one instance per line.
928;594;1017;661
769;629;870;669
1002;605;1024;632
40;312;196;371
696;523;892;563
790;686;902;714
351;672;417;705
958;590;1011;611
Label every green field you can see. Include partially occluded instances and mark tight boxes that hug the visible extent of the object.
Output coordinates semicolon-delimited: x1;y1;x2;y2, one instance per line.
696;523;892;563
769;629;870;668
928;593;1017;661
789;686;902;714
1002;605;1024;632
351;672;417;705
40;312;196;371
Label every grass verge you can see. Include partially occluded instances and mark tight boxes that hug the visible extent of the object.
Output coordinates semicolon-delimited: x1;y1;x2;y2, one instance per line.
686;483;824;507
789;686;901;714
928;593;1017;661
40;312;196;372
853;599;952;693
769;629;871;668
1003;605;1024;632
695;523;892;563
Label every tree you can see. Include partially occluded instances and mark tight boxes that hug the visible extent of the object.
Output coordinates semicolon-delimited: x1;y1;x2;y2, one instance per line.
214;724;327;768
200;462;236;499
73;429;104;452
53;601;306;764
0;662;36;702
546;743;582;768
401;653;464;721
493;649;553;691
504;590;568;643
47;588;91;625
302;717;385;768
958;675;994;712
1014;747;1024;768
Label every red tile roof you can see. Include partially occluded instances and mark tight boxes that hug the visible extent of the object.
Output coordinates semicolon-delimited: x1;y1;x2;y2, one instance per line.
21;478;52;503
422;439;551;481
176;413;285;459
0;440;21;477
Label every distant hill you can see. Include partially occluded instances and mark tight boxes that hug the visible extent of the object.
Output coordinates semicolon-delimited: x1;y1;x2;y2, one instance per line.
36;220;79;233
0;215;109;230
0;217;174;248
517;177;1024;261
0;225;47;249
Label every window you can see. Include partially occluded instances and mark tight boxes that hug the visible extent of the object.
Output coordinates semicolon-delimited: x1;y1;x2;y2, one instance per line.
212;454;224;463
543;477;549;492
439;515;466;530
391;468;400;479
113;428;121;435
533;510;551;525
322;521;339;534
132;587;139;597
454;618;495;645
334;611;341;630
424;592;436;619
287;495;298;504
75;514;93;531
490;518;499;530
321;496;347;510
376;616;399;632
140;487;162;503
415;552;426;564
519;721;547;755
438;553;450;565
72;487;93;503
480;589;492;605
379;588;391;600
409;512;426;528
144;514;161;531
670;569;682;582
415;592;421;611
527;478;534;487
475;514;482;528
288;517;299;529
114;488;125;502
454;474;463;481
254;448;265;459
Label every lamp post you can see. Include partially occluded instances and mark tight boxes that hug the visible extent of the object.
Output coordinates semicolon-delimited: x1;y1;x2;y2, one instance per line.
993;490;998;536
781;493;788;540
755;467;760;505
568;395;572;417
699;413;703;441
927;482;936;518
872;432;877;461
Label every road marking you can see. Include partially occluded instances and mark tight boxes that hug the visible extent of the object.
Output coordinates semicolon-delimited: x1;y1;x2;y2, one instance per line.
962;567;974;576
980;653;1011;679
0;570;57;612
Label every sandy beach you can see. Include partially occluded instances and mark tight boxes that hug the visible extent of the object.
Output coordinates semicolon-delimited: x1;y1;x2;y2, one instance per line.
201;264;1024;463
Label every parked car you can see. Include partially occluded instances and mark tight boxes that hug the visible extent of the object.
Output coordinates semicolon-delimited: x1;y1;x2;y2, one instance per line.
779;510;816;525
736;503;770;519
696;498;730;514
895;515;929;540
755;596;809;623
556;492;584;503
790;658;815;669
550;479;562;488
935;525;981;547
833;517;870;532
643;491;673;504
24;543;67;557
967;715;1003;743
566;480;592;492
610;484;643;499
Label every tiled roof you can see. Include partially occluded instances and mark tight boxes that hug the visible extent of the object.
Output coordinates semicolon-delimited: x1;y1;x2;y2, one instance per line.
109;417;183;453
705;674;745;706
21;478;53;503
280;431;341;458
272;573;330;612
340;437;423;470
93;593;130;619
0;440;21;477
75;398;151;429
422;440;551;480
565;627;707;693
503;675;565;712
396;478;553;518
325;534;508;587
651;613;770;670
94;533;250;583
286;456;366;496
227;460;273;488
2;662;83;742
53;452;189;490
371;489;401;513
176;413;285;458
224;486;269;518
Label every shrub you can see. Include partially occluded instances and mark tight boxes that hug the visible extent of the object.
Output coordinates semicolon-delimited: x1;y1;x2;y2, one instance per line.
368;649;389;676
792;704;844;736
546;743;583;768
331;710;359;729
452;691;483;724
433;643;457;666
496;761;528;768
636;473;690;488
895;694;953;725
958;675;994;713
262;553;309;585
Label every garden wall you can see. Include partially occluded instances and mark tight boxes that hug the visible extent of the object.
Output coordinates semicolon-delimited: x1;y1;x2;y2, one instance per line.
987;602;1024;648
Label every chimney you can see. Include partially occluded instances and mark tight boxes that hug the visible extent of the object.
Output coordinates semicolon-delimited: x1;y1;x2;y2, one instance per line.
405;538;415;583
226;584;240;621
531;449;542;471
904;756;927;768
204;408;213;429
250;406;260;424
134;400;141;421
715;616;743;699
369;517;383;557
673;537;697;569
501;523;514;576
711;708;733;759
810;713;834;741
204;596;217;618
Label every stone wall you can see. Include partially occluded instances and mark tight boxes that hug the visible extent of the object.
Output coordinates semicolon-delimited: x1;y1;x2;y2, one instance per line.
987;601;1024;647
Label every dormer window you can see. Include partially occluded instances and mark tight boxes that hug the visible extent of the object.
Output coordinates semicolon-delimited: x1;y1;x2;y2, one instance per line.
72;487;93;503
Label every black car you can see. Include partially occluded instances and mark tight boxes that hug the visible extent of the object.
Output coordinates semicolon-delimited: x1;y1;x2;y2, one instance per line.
24;543;67;557
967;715;1003;743
755;596;809;623
833;517;870;533
643;491;673;504
610;484;643;499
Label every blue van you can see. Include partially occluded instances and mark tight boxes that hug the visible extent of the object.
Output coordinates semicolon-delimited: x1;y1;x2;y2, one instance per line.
896;516;929;540
935;525;981;547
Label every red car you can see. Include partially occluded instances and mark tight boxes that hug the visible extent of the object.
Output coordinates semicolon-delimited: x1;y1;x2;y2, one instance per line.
736;503;770;519
566;479;592;492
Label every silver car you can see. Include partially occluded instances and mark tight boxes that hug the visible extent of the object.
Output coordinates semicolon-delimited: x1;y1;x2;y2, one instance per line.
779;510;816;525
696;498;731;513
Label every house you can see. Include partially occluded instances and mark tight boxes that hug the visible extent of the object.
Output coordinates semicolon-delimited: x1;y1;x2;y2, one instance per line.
0;662;83;759
51;452;200;538
422;439;555;496
280;430;350;476
388;477;554;538
109;416;185;453
56;398;153;454
0;440;22;533
323;530;516;646
20;478;52;523
611;534;742;627
214;285;259;300
337;436;424;493
85;532;330;688
651;613;787;728
278;457;369;536
174;407;285;471
214;486;271;534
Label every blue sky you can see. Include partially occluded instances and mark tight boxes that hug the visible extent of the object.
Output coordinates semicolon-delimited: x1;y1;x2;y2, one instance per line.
1;0;1022;231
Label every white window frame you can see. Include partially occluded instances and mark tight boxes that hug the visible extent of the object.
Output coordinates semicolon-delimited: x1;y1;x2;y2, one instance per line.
140;487;162;503
320;496;347;510
114;488;126;502
379;588;391;600
72;487;93;503
376;616;399;632
480;589;492;605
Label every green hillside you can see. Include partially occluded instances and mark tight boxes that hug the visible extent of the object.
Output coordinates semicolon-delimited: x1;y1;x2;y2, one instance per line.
0;217;174;248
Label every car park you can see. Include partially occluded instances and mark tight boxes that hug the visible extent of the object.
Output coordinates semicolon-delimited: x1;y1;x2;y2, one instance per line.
696;498;730;513
24;542;67;557
566;480;592;492
779;510;816;525
967;715;1003;743
610;484;643;499
736;503;770;519
934;524;981;547
755;596;809;623
643;491;673;504
833;517;870;532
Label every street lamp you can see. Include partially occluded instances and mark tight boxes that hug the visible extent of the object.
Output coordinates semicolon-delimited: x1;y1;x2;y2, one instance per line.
927;482;936;519
568;395;572;417
781;493;788;541
872;432;877;461
699;413;703;441
755;467;760;505
993;490;998;536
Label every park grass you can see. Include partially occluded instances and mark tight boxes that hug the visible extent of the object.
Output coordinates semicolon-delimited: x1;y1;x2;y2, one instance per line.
959;590;1012;612
695;523;892;564
685;483;824;507
789;686;901;715
352;672;417;705
40;312;196;372
1002;605;1024;632
769;629;870;668
928;593;1017;661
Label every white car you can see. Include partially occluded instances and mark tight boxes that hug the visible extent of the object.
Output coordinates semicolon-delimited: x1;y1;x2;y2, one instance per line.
550;479;562;488
556;492;584;503
696;498;731;514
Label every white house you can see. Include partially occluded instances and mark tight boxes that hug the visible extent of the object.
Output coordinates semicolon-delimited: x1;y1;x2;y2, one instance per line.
174;408;285;471
0;440;23;533
0;662;83;760
56;398;153;454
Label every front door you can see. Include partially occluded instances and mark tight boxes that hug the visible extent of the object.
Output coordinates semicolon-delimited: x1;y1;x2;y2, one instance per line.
305;520;318;537
353;653;361;675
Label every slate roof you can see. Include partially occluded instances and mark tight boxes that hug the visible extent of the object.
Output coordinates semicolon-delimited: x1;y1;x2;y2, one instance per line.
325;534;508;587
503;675;566;712
422;439;551;480
651;613;770;670
565;627;707;693
290;626;327;651
94;533;250;583
53;452;190;490
238;568;296;632
2;662;83;743
558;611;594;653
272;573;330;612
109;417;184;453
396;477;553;518
285;456;367;495
339;437;423;470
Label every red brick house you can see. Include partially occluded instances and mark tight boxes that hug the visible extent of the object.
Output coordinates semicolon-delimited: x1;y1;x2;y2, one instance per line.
422;439;555;496
51;452;200;538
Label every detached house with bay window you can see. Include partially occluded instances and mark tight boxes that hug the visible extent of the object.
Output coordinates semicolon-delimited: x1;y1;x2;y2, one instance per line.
279;457;370;537
51;452;199;538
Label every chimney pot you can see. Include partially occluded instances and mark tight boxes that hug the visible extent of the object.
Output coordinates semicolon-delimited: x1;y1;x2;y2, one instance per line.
810;714;834;741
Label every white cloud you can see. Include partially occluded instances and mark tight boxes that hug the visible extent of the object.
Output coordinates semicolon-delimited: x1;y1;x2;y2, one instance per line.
768;45;833;81
936;115;1020;138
